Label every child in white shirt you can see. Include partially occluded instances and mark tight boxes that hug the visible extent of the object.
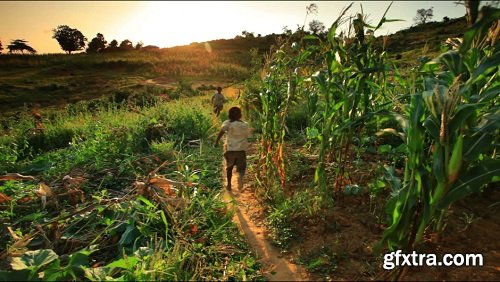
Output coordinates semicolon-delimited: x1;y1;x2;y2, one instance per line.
214;107;252;191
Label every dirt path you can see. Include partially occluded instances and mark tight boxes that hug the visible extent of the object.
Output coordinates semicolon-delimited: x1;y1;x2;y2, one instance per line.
221;162;309;281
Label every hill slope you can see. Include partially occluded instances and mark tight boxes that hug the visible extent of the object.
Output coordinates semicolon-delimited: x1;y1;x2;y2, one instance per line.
0;16;468;115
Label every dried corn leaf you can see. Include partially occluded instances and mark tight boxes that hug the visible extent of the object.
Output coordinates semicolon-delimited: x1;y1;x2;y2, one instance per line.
16;196;33;204
150;177;176;196
134;181;147;196
0;173;35;182
37;183;54;198
7;226;20;241
63;175;85;191
0;192;12;203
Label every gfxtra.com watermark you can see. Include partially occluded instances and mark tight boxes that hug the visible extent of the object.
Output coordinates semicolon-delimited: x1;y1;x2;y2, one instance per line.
383;250;484;270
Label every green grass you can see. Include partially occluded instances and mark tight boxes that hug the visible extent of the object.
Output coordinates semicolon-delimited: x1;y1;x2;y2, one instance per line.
0;93;264;280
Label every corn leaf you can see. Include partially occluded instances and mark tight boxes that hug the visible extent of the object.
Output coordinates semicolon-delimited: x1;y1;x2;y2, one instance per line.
448;104;477;134
437;50;463;76
478;85;500;103
424;116;440;141
438;159;500;209
463;133;495;161
469;52;500;85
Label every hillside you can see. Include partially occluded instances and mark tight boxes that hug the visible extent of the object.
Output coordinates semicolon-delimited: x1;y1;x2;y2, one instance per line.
383;16;468;66
0;16;468;116
0;7;497;281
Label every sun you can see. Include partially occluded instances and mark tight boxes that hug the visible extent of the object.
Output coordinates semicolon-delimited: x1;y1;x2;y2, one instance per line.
114;1;241;48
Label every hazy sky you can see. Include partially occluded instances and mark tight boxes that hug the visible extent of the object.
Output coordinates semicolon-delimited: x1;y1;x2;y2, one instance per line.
0;1;467;54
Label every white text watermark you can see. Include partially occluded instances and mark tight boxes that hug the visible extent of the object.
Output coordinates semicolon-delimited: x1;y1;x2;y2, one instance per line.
383;250;484;270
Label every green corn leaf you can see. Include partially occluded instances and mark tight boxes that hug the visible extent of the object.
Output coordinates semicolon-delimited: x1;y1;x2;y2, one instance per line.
328;2;353;45
438;159;500;209
476;112;500;133
374;2;400;31
137;195;156;208
447;135;464;183
424;116;440;141
448;104;477;135
463;133;494;161
382;165;401;193
312;71;328;94
432;143;446;183
0;270;31;281
469;52;500;85
462;47;481;75
297;49;312;64
437;50;463;76
478;85;500;103
421;61;440;73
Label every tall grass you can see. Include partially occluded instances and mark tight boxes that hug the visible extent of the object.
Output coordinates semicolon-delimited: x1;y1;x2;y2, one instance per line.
0;44;255;114
0;93;264;280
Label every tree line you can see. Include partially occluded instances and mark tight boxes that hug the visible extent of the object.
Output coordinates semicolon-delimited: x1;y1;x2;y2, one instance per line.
0;5;467;55
0;24;159;55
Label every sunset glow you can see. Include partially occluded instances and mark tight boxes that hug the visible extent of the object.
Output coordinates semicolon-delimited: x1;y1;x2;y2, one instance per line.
0;1;467;54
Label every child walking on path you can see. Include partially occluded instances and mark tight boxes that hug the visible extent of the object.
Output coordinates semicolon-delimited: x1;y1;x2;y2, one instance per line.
211;86;226;117
214;107;252;191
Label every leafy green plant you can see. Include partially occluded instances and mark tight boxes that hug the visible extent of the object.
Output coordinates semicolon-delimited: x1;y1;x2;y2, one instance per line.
378;8;500;270
297;245;338;278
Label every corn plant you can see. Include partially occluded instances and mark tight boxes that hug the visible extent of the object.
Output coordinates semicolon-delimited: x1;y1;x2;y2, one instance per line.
306;3;399;205
379;7;500;263
256;35;312;190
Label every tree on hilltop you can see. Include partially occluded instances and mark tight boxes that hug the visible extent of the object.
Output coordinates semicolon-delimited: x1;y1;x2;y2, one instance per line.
309;19;326;35
413;7;434;25
86;33;107;53
0;40;3;54
7;39;37;54
135;41;143;50
52;25;87;54
105;39;119;52
241;31;255;38
119;39;134;51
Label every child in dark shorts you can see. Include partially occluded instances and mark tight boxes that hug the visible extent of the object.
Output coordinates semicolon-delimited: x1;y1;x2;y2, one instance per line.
214;107;252;191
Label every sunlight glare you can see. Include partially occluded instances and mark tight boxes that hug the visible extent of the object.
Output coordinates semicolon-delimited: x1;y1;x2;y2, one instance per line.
115;1;240;48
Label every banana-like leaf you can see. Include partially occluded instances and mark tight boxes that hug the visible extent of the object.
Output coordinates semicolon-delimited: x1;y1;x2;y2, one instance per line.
438;159;500;209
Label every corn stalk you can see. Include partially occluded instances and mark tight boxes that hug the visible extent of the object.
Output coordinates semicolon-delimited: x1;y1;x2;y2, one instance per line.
379;7;500;274
307;3;398;206
257;37;311;190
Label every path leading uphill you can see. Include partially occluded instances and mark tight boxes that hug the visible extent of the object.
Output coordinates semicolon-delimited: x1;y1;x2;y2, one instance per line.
221;156;309;281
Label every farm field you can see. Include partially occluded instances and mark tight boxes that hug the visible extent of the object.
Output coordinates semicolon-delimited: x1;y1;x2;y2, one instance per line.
0;5;499;282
